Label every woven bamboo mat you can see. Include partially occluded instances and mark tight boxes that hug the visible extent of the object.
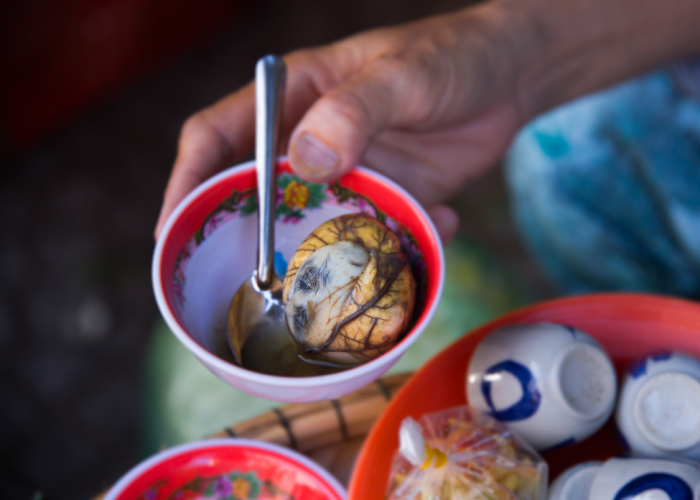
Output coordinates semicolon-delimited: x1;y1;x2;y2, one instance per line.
93;373;410;498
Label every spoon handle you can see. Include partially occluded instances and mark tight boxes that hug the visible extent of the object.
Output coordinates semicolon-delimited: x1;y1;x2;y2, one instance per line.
255;55;287;289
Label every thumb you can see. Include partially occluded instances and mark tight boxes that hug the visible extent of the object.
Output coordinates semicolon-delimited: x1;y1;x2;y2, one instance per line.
288;55;444;181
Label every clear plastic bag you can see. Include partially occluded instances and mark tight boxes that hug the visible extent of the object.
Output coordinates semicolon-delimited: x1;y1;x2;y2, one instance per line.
386;406;548;500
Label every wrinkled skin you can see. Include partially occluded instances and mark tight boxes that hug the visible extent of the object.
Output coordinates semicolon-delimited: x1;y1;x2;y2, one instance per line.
283;214;416;365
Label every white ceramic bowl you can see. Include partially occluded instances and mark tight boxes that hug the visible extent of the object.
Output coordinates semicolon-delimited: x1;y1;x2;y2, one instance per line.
104;438;346;500
153;159;444;402
616;351;700;460
589;457;700;499
466;322;617;450
548;461;603;500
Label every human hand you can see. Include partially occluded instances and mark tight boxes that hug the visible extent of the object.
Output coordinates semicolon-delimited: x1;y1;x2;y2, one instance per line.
155;3;523;243
155;0;700;242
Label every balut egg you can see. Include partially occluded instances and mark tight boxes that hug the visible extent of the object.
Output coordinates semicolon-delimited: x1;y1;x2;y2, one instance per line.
283;213;416;365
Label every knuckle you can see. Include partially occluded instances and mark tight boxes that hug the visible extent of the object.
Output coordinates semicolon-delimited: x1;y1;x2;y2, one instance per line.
283;49;308;70
371;52;444;123
179;113;207;144
179;111;224;155
321;90;374;134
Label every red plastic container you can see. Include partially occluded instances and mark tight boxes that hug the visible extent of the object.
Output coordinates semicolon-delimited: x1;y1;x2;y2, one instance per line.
349;293;700;500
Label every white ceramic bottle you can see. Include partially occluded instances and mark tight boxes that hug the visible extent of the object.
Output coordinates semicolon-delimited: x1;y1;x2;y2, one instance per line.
616;351;700;461
550;457;700;500
548;462;603;500
467;322;617;451
589;457;700;499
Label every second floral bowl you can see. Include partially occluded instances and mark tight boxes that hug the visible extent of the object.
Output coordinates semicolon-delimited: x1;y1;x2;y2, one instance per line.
104;438;346;500
152;159;444;402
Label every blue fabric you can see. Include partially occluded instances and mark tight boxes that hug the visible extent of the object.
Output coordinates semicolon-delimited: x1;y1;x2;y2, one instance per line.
506;68;700;296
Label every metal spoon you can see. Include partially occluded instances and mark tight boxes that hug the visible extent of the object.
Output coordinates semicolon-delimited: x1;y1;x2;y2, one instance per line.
226;56;347;376
226;55;298;374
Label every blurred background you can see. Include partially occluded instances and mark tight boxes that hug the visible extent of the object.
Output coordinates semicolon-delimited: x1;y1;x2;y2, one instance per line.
0;0;552;498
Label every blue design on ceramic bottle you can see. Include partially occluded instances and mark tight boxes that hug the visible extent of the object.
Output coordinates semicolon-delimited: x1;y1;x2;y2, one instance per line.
629;351;674;379
614;473;692;499
541;437;576;452
562;325;578;338
481;360;541;421
651;351;673;362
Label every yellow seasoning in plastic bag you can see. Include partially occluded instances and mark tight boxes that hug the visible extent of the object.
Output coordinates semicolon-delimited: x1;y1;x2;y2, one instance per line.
422;443;448;469
386;406;548;500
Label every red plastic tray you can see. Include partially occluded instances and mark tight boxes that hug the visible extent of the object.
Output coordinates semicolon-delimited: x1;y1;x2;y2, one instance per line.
349;293;700;499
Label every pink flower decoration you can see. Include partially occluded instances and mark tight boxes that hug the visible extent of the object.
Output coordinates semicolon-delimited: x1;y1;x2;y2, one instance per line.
282;214;302;224
214;476;233;497
276;186;284;206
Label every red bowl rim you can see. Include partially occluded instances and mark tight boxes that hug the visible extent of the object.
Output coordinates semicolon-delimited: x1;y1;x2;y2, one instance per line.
152;159;446;387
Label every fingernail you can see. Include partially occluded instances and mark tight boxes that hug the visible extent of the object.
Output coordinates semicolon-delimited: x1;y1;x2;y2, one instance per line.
293;133;339;177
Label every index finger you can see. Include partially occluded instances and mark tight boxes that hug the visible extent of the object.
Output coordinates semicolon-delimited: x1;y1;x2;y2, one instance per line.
155;50;342;239
155;83;256;239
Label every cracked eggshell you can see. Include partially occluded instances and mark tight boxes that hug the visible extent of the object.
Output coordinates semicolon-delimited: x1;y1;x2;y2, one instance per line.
283;214;416;365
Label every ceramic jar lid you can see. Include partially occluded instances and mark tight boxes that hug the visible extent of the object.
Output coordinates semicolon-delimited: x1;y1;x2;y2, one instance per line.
617;352;700;460
633;372;700;452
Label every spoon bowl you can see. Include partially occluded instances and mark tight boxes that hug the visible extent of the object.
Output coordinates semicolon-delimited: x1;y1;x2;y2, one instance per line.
227;274;341;376
227;274;287;368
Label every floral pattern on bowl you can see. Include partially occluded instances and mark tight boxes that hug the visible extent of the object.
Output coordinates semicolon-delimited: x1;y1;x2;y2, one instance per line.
106;439;346;500
139;470;296;500
171;172;426;315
